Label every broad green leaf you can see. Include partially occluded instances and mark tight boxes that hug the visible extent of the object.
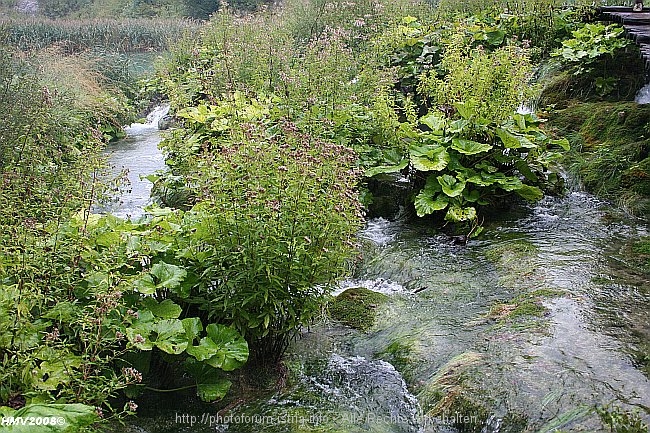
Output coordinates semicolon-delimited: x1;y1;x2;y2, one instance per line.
125;235;141;254
152;319;188;354
445;205;477;222
94;231;120;248
33;356;81;391
141;298;182;319
485;29;506;46
495;127;537;149
451;138;492;155
197;380;232;402
186;336;220;361
126;310;155;350
0;404;98;433
410;145;450;172
437;174;466;197
454;102;477;120
133;274;156;295
151;262;187;290
365;159;408;177
550;138;570;150
515;184;544;201
182;317;203;342
419;112;446;134
514;159;539;183
494;175;523;191
414;192;449;217
205;324;249;371
463;189;481;202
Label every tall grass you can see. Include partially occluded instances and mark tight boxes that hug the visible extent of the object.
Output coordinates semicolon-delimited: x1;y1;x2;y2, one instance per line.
0;17;201;52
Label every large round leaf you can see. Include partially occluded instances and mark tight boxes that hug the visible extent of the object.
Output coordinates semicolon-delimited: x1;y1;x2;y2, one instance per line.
437;174;466;198
414;192;449;217
451;138;492;155
410;144;450;172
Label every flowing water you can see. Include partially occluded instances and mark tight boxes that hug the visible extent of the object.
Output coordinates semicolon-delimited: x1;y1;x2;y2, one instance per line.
111;110;650;433
101;104;169;219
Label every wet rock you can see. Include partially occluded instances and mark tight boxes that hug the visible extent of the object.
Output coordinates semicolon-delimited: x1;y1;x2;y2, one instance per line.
366;174;411;219
157;115;179;130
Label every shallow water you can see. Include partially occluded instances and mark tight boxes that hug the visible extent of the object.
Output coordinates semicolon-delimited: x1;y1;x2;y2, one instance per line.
100;104;168;219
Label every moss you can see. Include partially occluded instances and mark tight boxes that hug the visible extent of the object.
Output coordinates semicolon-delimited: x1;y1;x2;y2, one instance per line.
376;340;420;382
327;288;388;332
547;102;650;216
486;289;563;324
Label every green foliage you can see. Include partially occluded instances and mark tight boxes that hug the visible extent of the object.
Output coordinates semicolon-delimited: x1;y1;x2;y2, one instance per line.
552;23;630;73
374;100;565;224
597;405;649;433
361;15;570;227
0;403;98;432
160;94;364;362
0;42;138;421
549;23;639;99
418;29;536;125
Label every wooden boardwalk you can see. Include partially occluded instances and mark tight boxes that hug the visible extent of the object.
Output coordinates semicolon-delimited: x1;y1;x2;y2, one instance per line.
598;6;650;70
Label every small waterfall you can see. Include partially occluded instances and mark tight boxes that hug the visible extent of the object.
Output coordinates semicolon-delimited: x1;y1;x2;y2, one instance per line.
124;103;170;136
635;83;650;104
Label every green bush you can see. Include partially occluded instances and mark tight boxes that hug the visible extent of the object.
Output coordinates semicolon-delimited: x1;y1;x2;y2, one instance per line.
364;17;568;229
160;95;365;362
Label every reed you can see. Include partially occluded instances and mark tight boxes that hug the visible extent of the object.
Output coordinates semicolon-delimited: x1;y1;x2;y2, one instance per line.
0;17;201;52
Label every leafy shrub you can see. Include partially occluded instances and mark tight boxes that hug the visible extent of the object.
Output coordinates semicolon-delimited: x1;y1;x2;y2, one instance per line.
365;18;568;228
550;23;641;99
0;43;246;425
160;95;365;362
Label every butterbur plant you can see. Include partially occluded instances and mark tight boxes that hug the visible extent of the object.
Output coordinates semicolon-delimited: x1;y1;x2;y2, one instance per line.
364;22;569;229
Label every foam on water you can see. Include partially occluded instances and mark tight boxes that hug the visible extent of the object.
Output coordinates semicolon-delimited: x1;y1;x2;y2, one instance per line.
635;82;650;104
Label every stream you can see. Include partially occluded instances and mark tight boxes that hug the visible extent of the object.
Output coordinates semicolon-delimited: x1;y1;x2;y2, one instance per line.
111;108;650;433
102;105;169;219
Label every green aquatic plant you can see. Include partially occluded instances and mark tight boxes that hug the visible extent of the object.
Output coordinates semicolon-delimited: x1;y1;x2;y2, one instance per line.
365;18;569;228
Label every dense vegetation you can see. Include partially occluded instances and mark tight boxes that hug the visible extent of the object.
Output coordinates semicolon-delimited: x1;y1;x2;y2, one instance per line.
1;0;649;431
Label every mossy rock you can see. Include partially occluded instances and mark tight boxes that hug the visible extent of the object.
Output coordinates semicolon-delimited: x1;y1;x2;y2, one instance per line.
375;339;421;382
486;289;562;324
328;288;388;332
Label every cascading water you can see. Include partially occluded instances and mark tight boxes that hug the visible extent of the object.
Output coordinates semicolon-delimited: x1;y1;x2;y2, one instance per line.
635;82;650;104
101;104;169;219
